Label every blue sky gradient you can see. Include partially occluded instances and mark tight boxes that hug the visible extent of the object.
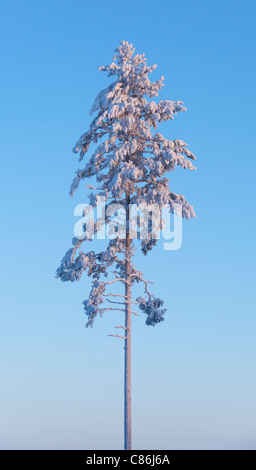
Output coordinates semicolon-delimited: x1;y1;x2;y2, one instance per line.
0;0;255;449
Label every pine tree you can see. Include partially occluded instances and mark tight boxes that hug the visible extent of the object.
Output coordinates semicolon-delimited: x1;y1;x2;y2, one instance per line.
56;41;196;450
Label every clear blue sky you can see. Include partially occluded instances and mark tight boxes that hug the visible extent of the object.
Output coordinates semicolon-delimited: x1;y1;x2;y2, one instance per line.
0;0;255;450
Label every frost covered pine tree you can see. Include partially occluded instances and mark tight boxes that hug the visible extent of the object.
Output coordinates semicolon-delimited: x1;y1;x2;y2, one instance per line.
57;41;196;450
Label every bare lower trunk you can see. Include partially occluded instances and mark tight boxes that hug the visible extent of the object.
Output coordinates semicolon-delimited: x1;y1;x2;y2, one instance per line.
124;195;132;450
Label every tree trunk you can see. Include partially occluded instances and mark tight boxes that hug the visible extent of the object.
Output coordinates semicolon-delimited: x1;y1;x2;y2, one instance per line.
124;195;132;450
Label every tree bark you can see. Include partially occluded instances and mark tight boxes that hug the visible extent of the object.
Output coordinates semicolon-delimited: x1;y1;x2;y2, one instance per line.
124;194;132;450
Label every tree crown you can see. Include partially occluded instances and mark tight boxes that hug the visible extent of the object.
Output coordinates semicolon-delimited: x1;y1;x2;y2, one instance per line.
56;41;196;328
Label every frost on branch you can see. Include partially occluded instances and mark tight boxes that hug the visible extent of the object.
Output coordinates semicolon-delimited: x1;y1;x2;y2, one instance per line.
57;40;197;328
56;239;125;282
136;296;166;326
83;281;106;328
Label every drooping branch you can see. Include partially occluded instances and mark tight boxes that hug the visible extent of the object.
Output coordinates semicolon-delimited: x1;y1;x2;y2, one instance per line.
131;311;139;317
130;273;153;295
